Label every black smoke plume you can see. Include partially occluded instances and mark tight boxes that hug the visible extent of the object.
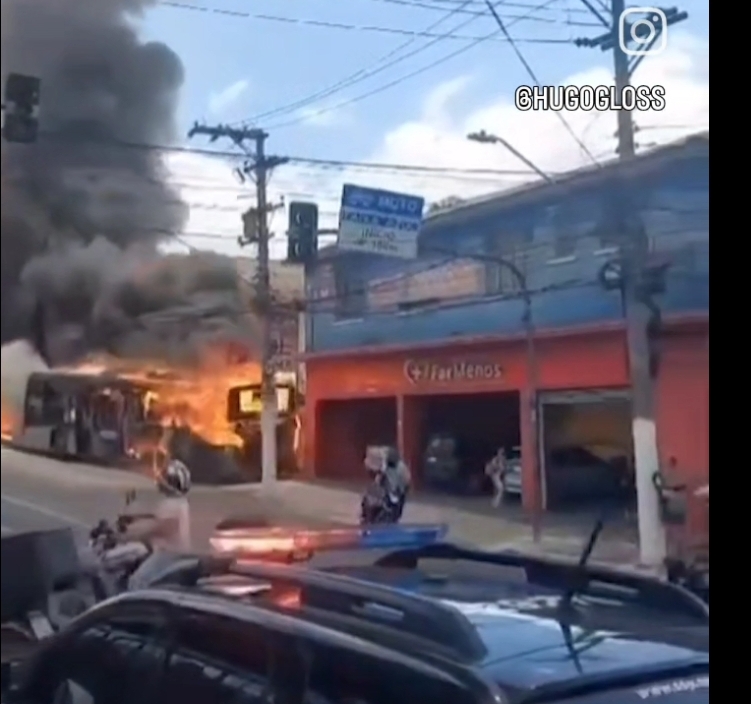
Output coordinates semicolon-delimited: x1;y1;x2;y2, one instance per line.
1;0;253;365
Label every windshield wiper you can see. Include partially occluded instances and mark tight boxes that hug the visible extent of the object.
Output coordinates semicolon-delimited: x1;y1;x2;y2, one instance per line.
558;515;606;611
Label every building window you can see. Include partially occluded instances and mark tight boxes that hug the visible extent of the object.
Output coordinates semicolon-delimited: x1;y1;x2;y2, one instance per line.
334;272;366;319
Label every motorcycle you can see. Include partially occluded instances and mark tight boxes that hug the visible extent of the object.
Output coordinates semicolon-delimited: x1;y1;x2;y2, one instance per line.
359;479;407;525
86;490;155;599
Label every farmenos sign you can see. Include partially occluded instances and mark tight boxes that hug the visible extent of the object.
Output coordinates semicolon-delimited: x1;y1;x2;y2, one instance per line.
404;359;503;385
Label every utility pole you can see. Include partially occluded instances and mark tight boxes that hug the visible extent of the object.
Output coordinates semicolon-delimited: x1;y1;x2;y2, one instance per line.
188;123;288;490
610;0;663;568
577;3;687;568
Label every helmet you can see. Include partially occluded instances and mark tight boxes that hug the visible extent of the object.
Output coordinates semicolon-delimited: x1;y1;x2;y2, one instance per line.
157;459;191;496
384;446;399;468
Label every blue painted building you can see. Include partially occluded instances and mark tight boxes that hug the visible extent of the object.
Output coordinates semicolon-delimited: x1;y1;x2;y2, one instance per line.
306;133;708;353
302;134;709;504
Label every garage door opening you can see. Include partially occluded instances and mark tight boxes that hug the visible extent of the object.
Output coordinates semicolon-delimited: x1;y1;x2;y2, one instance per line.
541;390;634;512
418;391;520;496
317;397;397;480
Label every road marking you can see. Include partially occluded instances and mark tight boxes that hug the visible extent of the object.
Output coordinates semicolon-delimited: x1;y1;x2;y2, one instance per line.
0;494;88;528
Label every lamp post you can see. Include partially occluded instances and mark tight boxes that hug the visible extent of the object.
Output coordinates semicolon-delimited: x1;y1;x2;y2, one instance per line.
467;130;554;184
457;128;555;542
428;242;542;543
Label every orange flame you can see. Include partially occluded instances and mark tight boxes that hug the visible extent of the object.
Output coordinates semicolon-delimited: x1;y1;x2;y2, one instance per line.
62;346;265;450
1;396;19;442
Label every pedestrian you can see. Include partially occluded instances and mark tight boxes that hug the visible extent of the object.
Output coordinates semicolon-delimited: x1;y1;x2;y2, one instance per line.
485;447;507;508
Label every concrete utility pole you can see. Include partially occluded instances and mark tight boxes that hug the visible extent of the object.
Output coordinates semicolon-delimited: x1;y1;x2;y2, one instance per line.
578;2;686;567
188;123;288;490
610;0;663;568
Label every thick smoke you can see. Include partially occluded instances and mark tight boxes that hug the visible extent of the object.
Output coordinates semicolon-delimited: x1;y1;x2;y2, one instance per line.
1;0;252;365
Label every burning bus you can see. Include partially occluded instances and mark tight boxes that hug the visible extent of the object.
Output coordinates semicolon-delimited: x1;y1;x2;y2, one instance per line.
6;359;302;484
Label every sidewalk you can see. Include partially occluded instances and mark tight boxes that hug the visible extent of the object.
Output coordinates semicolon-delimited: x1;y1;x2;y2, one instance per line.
265;480;640;566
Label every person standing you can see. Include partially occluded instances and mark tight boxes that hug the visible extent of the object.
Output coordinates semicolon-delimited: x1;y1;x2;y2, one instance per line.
485;448;507;508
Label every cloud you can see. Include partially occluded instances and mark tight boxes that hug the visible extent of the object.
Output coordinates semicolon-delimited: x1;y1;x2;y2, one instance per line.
295;104;353;128
167;33;708;258
208;78;250;115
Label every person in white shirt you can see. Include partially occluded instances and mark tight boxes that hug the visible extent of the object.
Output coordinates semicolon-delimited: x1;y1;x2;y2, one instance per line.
124;457;192;590
485;448;507;508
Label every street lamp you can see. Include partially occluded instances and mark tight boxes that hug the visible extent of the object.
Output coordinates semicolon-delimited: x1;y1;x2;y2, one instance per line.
427;244;542;544
462;127;552;543
467;130;554;184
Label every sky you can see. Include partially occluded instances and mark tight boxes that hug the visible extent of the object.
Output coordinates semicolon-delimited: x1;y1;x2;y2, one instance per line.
135;0;710;259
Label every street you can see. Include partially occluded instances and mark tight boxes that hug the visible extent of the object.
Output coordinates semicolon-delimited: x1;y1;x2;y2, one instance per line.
0;447;340;548
1;445;644;571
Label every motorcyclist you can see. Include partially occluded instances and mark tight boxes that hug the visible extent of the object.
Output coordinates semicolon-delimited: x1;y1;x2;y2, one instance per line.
123;456;192;590
382;447;411;510
363;446;411;522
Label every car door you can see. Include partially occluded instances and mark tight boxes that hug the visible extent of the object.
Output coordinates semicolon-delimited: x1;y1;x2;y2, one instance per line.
155;610;280;704
12;600;169;704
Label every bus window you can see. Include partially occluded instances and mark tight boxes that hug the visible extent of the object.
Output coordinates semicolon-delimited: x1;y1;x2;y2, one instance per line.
25;381;65;427
24;384;45;426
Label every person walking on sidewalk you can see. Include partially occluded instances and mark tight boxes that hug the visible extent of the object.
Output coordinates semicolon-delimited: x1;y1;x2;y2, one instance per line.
485;447;507;509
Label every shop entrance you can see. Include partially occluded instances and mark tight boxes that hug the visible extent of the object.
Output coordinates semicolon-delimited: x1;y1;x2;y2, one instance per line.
316;397;397;480
540;390;634;511
417;391;520;495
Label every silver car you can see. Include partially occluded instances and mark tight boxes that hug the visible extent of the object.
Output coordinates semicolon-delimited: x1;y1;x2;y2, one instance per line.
502;447;523;497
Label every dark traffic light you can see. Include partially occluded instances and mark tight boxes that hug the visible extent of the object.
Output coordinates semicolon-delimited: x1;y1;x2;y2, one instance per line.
287;201;319;264
2;73;41;144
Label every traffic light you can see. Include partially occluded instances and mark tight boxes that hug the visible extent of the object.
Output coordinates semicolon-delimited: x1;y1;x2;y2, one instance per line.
2;73;41;144
287;202;319;264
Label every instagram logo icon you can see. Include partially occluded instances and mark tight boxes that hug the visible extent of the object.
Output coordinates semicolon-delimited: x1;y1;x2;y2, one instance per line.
619;8;668;56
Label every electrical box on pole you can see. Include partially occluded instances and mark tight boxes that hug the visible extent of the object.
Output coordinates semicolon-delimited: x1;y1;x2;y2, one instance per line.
2;73;41;144
287;202;319;264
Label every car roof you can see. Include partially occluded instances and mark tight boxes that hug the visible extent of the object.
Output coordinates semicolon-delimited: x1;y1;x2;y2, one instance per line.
104;543;709;699
321;561;708;689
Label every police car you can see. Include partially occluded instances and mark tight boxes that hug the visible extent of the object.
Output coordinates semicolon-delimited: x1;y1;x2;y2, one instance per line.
2;524;709;704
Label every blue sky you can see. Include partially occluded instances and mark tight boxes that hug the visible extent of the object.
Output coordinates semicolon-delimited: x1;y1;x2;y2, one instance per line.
140;1;708;155
137;1;709;255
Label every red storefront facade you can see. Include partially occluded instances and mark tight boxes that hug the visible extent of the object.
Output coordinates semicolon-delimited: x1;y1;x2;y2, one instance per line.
301;315;708;519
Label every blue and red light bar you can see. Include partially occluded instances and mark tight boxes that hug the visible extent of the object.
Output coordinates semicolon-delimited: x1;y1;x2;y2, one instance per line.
209;523;448;560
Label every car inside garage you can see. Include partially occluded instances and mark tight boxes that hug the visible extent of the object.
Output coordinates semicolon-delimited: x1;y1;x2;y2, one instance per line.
540;390;634;511
418;391;520;495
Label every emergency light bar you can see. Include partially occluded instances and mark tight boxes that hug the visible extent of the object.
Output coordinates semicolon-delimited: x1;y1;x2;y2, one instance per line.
209;523;448;561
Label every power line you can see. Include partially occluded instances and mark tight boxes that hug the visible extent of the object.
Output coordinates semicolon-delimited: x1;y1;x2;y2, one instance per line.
265;0;564;130
159;1;577;40
367;0;600;26
32;130;549;178
232;0;571;127
420;0;589;11
482;0;601;166
233;0;479;126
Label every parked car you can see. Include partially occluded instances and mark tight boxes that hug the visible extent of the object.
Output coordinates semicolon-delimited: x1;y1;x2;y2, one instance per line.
501;446;522;498
545;445;629;508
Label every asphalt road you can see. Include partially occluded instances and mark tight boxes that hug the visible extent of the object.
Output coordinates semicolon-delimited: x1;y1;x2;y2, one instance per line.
1;447;337;548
